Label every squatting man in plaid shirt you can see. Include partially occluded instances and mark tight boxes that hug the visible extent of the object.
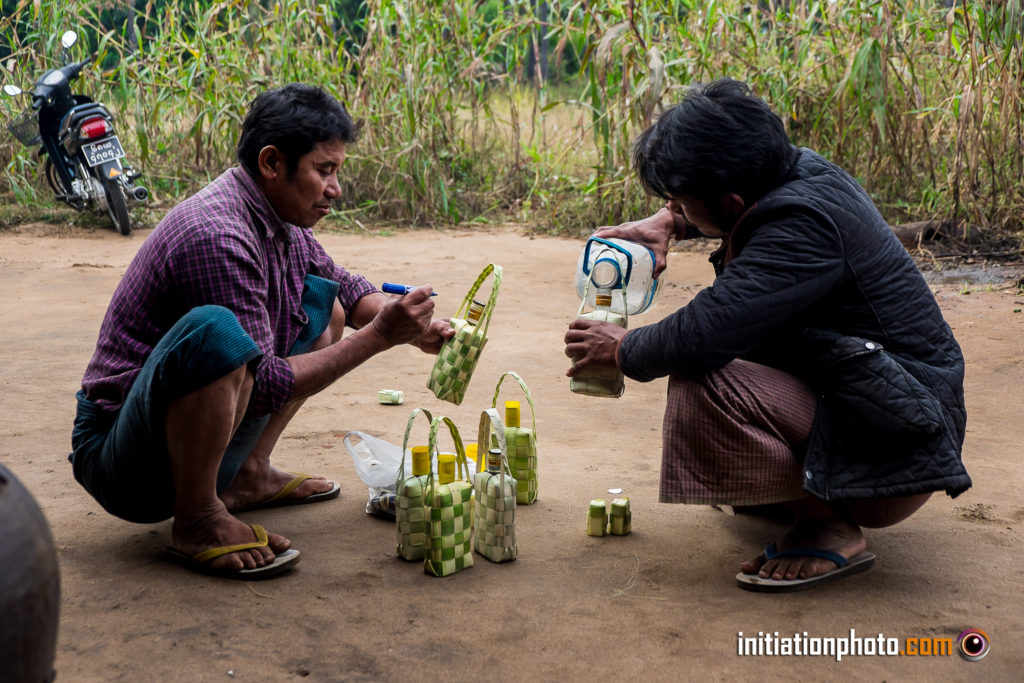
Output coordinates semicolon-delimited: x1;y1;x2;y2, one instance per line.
70;84;454;579
565;78;970;592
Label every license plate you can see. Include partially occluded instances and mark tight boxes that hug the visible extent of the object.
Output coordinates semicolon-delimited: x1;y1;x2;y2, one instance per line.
82;137;125;167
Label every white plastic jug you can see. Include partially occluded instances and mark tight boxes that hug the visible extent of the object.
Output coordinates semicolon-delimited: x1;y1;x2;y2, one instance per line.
574;237;661;316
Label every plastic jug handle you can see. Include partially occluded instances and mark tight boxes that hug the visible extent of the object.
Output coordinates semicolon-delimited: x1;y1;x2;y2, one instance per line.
584;237;634;284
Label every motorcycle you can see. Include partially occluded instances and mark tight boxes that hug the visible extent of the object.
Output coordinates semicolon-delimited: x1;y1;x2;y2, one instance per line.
3;30;147;235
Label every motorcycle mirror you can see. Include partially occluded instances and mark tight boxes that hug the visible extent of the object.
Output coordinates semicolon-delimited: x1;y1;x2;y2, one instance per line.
60;31;78;49
2;84;22;97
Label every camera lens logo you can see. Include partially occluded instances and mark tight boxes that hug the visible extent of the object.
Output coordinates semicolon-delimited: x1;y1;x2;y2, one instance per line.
957;629;990;662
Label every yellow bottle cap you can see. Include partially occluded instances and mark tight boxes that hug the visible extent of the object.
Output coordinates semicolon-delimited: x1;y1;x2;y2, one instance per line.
505;400;521;428
595;293;612;307
411;446;430;476
465;443;479;470
437;454;456;484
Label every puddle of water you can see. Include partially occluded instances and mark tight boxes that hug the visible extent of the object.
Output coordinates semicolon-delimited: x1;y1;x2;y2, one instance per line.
920;264;1023;285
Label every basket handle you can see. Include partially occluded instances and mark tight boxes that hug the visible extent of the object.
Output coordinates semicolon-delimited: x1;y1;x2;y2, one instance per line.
491;371;537;436
397;406;433;485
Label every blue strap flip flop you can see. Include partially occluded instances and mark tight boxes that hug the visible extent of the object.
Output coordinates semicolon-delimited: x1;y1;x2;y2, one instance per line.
735;543;876;593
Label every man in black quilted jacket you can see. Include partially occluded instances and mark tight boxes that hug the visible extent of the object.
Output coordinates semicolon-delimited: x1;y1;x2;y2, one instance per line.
564;78;970;592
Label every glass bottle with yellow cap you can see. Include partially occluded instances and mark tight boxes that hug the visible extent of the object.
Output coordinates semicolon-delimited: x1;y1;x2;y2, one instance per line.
570;287;626;397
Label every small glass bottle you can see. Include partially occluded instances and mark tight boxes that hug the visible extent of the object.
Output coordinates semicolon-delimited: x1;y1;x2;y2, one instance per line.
570;289;626;397
450;296;489;360
466;299;485;325
473;448;517;562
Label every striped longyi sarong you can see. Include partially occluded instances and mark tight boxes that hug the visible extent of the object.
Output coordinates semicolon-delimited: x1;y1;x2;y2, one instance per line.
660;359;817;506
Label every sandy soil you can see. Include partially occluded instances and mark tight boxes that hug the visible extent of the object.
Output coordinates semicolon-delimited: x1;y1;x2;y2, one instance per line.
1;221;1022;681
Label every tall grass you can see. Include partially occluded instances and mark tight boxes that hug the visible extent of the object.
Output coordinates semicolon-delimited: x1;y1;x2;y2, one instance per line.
0;0;1021;244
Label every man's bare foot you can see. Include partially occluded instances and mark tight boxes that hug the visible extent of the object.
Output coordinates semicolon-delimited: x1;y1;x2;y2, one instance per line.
171;506;291;572
739;519;866;581
220;467;336;512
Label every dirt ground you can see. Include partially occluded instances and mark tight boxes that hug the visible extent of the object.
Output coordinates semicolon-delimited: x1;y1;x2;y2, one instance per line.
1;221;1022;681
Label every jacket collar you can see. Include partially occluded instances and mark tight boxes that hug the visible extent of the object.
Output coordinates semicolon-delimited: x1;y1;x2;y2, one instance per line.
709;201;760;271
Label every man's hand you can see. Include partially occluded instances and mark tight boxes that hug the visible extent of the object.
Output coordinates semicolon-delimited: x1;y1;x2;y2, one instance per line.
592;206;676;278
369;286;435;347
564;318;628;377
408;317;455;355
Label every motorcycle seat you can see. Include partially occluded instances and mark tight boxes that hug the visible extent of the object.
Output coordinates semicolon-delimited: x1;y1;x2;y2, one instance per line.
59;102;110;136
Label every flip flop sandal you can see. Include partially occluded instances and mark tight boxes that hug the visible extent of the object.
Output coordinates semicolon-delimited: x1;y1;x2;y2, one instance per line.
235;472;341;512
167;523;301;580
735;543;876;593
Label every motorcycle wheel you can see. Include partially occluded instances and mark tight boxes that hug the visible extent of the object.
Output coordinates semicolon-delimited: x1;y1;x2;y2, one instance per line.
43;157;63;196
100;174;131;235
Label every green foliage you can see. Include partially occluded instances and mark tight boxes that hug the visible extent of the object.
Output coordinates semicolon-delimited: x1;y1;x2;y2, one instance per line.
0;0;1022;241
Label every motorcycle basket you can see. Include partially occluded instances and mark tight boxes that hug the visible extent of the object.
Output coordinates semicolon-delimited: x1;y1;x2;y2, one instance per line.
7;107;41;146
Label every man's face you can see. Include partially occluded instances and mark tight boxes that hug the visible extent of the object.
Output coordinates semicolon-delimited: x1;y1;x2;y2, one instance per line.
667;193;742;238
262;138;346;228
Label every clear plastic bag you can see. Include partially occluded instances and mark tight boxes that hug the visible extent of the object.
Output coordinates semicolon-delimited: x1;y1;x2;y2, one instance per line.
343;431;412;518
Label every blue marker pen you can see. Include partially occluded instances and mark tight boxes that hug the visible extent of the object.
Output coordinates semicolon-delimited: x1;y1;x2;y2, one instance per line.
382;282;438;296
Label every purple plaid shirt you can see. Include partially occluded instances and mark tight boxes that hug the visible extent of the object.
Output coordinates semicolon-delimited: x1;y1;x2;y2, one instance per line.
80;167;376;417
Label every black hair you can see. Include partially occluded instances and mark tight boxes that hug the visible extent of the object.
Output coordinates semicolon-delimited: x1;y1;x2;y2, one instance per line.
236;83;359;178
632;78;795;207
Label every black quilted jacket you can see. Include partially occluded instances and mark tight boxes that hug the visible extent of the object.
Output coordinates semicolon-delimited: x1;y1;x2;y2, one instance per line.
619;148;971;500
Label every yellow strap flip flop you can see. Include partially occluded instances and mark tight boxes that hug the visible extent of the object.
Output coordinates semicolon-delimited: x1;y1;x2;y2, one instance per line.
168;524;301;580
235;472;341;512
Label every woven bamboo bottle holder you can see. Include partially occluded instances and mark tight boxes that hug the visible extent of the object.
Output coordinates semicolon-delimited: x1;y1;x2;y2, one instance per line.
610;497;632;535
473;408;517;562
395;408;434;561
587;499;608;537
491;371;539;504
423;415;474;577
427;263;502;405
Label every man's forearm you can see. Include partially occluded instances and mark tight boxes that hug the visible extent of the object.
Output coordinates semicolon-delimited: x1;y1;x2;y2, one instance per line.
286;324;392;401
349;291;388;329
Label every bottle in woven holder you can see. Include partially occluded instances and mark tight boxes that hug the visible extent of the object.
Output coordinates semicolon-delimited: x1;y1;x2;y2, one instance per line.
609;497;631;535
503;400;538;504
424;457;474;576
570;289;626;398
429;299;487;405
396;445;431;561
587;499;608;536
473;448;518;562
